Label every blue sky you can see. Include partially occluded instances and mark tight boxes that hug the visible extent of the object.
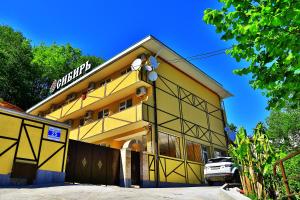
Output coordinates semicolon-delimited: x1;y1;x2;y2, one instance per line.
0;0;269;133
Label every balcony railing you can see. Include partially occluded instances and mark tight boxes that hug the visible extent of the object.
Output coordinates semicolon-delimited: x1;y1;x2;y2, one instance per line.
69;104;143;141
45;70;149;121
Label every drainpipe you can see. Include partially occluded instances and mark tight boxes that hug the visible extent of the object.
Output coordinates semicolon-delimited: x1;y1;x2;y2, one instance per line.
153;81;159;188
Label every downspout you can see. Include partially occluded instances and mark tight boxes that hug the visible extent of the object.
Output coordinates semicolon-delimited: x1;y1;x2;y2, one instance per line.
153;81;159;188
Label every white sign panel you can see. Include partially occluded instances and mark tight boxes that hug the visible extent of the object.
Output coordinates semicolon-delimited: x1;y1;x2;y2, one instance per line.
48;127;61;141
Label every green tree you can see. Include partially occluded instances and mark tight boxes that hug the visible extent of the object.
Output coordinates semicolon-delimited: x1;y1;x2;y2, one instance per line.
0;25;104;110
266;107;300;151
203;0;300;109
31;43;104;99
0;25;37;109
229;123;282;199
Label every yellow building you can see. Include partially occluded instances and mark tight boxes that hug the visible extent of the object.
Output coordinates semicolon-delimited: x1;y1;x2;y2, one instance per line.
27;36;232;187
0;107;69;186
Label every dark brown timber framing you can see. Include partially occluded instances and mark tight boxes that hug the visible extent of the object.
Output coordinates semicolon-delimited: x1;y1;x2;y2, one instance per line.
0;110;69;176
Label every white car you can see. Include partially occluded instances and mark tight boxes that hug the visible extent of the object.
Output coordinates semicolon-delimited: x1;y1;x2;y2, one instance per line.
204;157;240;185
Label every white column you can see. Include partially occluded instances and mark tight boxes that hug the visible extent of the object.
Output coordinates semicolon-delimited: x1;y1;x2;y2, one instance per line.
120;148;131;187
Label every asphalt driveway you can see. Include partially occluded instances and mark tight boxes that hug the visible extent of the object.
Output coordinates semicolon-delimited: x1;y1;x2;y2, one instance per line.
0;185;221;200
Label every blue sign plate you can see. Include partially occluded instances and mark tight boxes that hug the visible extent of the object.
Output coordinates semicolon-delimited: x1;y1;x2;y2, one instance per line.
48;127;61;141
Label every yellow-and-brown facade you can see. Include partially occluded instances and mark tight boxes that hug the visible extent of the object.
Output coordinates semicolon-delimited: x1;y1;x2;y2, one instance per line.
0;107;69;186
27;36;232;187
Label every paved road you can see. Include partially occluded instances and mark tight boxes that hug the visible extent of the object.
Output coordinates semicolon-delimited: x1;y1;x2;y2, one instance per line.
0;185;221;200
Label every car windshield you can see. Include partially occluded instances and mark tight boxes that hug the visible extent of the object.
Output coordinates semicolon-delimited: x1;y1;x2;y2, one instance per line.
208;157;232;163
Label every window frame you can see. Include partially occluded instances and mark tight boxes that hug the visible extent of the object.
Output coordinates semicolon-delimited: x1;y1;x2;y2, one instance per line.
201;145;210;164
185;140;202;162
121;67;132;75
99;78;112;87
79;118;85;126
158;131;181;159
119;98;133;111
98;109;109;119
214;148;226;158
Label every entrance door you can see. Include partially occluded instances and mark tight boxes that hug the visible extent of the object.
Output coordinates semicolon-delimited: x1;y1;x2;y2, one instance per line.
131;151;140;186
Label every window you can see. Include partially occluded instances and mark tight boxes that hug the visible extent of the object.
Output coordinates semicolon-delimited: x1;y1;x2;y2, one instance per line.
208;157;232;163
121;67;131;75
98;109;109;119
202;145;209;164
214;149;226;158
159;132;181;158
99;78;112;87
186;141;202;162
79;118;85;126
66;93;77;103
119;99;132;111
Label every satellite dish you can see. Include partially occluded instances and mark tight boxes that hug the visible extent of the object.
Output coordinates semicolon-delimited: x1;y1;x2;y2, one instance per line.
149;56;159;69
131;58;142;71
144;65;152;72
148;71;158;81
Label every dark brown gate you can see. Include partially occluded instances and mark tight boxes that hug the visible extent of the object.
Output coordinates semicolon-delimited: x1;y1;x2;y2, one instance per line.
131;151;140;185
65;140;120;185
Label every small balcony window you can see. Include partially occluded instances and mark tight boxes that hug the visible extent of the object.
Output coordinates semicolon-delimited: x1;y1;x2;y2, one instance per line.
79;118;85;126
66;93;77;103
202;145;210;164
99;79;112;87
121;67;132;75
214;148;226;158
98;109;109;119
119;99;132;111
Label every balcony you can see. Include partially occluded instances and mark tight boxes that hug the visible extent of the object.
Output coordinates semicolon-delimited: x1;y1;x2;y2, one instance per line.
69;104;148;143
45;70;151;121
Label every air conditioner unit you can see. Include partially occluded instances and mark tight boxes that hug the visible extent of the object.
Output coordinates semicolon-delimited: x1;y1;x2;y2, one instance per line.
85;110;94;120
87;82;96;91
67;93;77;102
64;119;73;126
136;86;147;97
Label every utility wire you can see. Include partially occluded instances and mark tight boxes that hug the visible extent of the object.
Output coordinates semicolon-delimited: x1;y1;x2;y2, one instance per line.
167;47;232;63
130;47;233;68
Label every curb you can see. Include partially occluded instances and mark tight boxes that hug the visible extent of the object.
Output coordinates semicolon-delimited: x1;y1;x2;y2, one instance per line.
218;184;250;200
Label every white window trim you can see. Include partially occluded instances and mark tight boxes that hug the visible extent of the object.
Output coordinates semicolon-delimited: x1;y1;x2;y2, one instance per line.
119;99;132;111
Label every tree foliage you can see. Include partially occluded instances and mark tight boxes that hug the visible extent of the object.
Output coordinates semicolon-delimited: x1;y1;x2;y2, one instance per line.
266;107;300;150
0;25;104;110
203;0;300;109
229;123;283;199
31;43;104;100
0;25;36;109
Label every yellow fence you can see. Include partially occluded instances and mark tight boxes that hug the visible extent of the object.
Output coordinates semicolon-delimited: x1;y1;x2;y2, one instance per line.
147;153;204;186
0;108;69;186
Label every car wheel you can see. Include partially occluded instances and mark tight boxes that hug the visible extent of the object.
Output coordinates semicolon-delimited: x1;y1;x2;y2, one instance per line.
232;171;240;183
207;180;214;186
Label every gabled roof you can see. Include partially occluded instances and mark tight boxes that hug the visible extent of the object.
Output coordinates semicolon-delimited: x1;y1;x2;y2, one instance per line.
27;35;232;113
